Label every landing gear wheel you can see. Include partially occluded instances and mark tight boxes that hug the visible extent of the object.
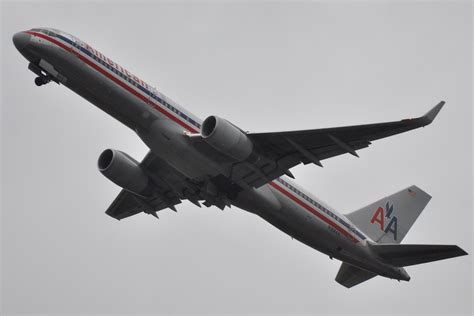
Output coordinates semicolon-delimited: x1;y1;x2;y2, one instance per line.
34;76;49;86
35;77;44;86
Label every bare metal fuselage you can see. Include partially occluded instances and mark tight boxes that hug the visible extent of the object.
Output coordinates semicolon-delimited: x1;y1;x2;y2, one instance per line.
14;30;409;281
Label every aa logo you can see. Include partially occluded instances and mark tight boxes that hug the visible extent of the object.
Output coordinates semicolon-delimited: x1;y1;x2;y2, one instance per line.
370;202;398;240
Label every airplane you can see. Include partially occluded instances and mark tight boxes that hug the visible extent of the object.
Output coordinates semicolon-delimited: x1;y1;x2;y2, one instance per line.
13;27;467;288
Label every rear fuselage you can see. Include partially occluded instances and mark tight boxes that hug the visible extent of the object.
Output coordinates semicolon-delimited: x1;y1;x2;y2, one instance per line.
13;28;409;281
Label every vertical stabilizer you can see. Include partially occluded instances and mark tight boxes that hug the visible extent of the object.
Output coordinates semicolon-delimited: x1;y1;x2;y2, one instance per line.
346;186;431;243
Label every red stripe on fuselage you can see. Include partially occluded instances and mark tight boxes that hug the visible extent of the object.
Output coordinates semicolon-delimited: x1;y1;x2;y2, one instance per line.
269;181;358;243
26;31;199;133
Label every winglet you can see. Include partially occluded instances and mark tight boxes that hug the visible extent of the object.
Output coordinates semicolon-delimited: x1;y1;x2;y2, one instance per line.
420;101;445;125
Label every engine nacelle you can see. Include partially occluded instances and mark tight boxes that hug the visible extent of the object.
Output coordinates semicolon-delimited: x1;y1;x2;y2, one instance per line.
201;116;253;161
98;149;150;195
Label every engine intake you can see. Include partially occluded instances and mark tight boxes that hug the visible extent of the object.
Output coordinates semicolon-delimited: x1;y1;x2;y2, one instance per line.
98;149;150;195
201;116;253;161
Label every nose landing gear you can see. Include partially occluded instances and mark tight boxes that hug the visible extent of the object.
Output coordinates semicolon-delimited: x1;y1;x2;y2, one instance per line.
29;62;59;87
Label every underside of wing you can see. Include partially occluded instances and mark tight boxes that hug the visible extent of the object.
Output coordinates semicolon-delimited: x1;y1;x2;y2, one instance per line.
103;151;190;220
104;151;232;220
105;189;179;220
231;101;445;188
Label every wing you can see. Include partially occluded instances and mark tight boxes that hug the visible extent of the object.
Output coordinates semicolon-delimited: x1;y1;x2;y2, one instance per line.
105;188;180;220
105;150;232;220
229;101;445;189
106;101;445;218
105;152;192;220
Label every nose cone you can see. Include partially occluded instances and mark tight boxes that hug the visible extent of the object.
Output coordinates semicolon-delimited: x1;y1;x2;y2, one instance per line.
13;32;30;51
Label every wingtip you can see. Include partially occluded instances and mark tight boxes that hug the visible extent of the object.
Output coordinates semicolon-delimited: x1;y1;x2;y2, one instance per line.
456;246;469;256
422;101;445;124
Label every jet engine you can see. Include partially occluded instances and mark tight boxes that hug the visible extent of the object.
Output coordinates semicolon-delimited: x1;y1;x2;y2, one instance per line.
98;149;150;195
201;115;253;161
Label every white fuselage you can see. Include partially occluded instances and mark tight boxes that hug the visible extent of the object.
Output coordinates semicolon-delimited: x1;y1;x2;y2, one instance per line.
14;29;407;279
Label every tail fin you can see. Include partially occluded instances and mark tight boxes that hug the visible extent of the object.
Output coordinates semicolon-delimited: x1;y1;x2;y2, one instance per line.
335;262;377;288
346;186;431;243
369;243;468;267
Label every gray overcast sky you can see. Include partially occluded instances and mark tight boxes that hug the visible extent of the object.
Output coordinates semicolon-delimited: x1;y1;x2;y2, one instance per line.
1;1;472;315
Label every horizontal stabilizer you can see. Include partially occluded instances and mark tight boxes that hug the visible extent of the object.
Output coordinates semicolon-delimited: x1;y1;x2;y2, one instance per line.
370;243;468;267
335;262;377;288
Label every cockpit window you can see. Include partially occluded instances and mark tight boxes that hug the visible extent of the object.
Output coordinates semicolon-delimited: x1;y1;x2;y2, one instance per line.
56;30;81;43
30;28;57;37
30;28;84;45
